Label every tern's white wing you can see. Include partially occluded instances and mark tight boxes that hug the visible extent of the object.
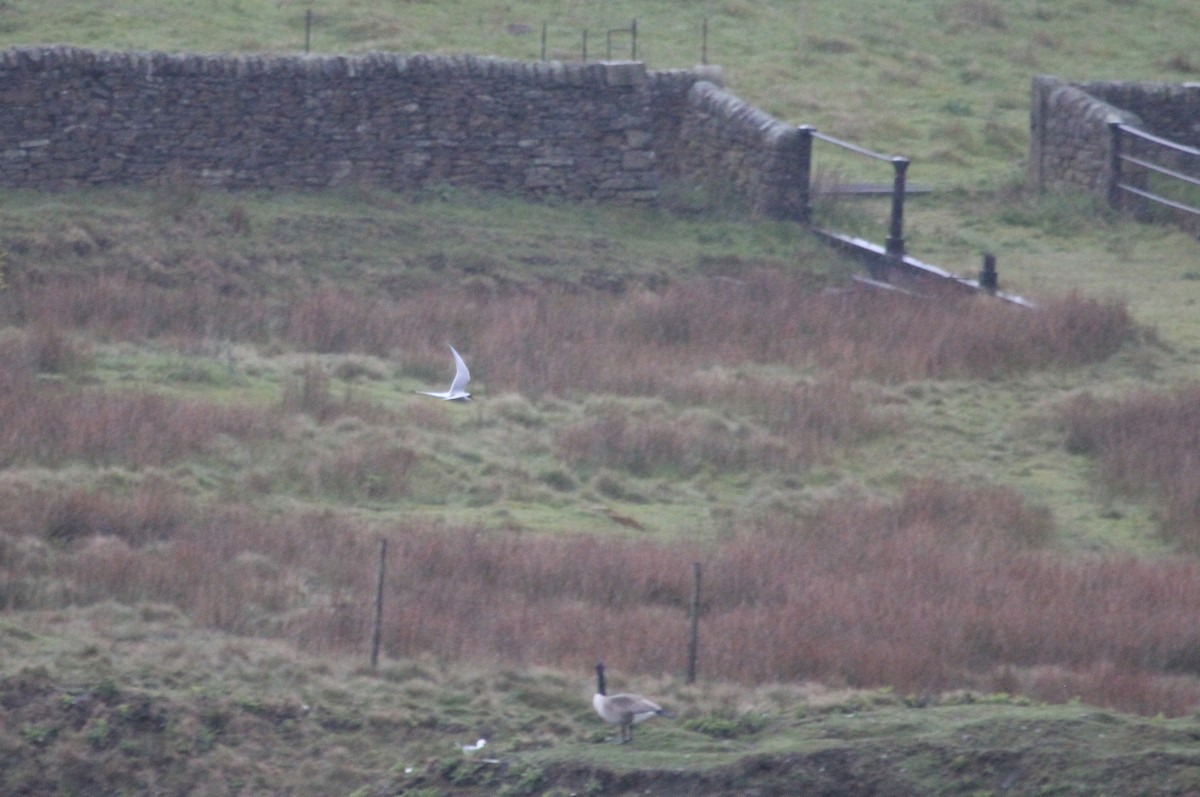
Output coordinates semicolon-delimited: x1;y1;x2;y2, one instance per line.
448;345;471;397
417;345;471;400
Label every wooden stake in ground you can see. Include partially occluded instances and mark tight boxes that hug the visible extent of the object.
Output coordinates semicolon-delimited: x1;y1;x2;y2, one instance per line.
687;561;701;684
370;538;387;669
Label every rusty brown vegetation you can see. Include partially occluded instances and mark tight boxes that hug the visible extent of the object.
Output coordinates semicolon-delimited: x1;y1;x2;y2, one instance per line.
1062;385;1200;548
6;247;1200;719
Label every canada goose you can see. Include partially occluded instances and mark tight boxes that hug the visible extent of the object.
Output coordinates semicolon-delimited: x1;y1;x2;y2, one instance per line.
416;344;472;401
592;662;665;744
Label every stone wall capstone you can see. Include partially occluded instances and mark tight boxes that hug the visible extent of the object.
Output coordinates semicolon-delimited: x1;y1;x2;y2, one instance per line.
0;45;807;219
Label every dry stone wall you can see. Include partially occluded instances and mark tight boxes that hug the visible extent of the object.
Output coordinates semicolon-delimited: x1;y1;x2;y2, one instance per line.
0;45;806;218
1078;80;1200;149
677;80;809;219
1028;74;1200;195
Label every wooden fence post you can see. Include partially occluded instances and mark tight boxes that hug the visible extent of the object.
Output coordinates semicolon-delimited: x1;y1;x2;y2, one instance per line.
370;538;387;669
687;562;702;684
886;156;909;257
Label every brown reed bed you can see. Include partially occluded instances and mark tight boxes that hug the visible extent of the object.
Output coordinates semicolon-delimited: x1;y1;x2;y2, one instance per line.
2;268;1135;388
7;480;1200;716
553;381;889;476
0;342;278;469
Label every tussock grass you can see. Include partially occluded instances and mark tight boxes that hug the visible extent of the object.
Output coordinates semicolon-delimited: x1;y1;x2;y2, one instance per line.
3;265;1136;387
1062;385;1200;547
0;182;1174;718
0;365;276;470
5;175;1194;731
8;480;1200;716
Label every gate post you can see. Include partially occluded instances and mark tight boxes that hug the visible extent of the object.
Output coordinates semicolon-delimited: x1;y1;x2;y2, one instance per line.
1108;121;1123;211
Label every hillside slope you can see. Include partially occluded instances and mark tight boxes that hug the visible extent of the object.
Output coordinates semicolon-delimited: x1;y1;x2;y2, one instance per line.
6;606;1200;797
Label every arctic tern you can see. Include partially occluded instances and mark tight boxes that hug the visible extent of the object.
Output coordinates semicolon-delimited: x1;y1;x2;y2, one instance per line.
416;344;472;401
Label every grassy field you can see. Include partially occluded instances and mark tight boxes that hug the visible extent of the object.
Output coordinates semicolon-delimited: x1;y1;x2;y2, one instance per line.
4;1;1200;794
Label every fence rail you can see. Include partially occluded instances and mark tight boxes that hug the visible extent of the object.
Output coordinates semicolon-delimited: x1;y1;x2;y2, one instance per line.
795;126;1031;307
797;126;910;257
1108;121;1200;232
811;130;899;163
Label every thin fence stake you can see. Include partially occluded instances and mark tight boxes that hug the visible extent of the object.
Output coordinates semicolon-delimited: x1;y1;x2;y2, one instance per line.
687;562;701;684
886;156;909;257
304;8;312;54
370;538;387;669
702;18;708;65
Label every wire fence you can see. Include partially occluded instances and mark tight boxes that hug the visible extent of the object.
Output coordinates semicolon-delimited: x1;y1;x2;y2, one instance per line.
536;19;638;62
300;11;720;65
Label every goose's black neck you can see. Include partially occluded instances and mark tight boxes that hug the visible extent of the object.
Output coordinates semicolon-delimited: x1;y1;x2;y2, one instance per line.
595;663;607;695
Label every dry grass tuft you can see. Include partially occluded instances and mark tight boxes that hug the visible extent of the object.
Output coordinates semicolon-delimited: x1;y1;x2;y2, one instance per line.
1061;384;1200;545
0;369;275;469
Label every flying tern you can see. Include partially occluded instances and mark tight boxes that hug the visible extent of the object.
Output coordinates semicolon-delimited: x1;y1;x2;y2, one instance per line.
416;344;472;401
